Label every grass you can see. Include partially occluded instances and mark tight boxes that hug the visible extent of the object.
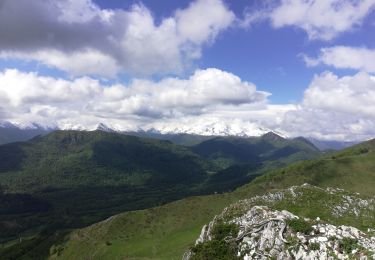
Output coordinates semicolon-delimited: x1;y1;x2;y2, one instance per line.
50;194;239;260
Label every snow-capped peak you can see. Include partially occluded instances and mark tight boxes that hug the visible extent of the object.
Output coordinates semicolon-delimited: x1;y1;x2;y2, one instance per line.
96;123;116;132
144;120;274;137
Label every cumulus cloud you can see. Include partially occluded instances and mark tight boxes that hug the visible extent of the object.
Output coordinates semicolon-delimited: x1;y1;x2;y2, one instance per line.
0;68;270;131
282;71;375;141
302;46;375;73
0;0;235;77
303;72;375;115
243;0;375;40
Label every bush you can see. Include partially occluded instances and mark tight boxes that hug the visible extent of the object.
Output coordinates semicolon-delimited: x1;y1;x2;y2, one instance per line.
287;218;313;235
211;222;239;240
309;242;320;251
339;237;358;254
190;221;239;260
190;240;238;260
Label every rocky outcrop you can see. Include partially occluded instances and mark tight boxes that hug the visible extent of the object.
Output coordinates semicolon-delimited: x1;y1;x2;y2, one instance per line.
185;185;375;260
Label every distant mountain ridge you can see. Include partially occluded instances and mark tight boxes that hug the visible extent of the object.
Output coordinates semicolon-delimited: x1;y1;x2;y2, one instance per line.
308;137;359;151
0;122;53;145
190;132;319;168
0;121;361;151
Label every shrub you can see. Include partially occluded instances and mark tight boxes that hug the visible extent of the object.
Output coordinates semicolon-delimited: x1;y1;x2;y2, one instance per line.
287;218;313;235
309;242;320;251
190;221;239;260
190;240;238;260
211;222;239;241
339;237;358;254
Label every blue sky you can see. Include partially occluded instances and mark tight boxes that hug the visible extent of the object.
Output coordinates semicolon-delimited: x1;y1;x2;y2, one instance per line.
0;0;374;140
96;0;375;103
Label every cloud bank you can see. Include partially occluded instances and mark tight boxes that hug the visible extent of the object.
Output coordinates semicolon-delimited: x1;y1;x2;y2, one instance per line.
0;68;271;131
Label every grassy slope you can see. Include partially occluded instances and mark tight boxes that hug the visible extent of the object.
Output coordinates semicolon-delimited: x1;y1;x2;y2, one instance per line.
51;139;375;260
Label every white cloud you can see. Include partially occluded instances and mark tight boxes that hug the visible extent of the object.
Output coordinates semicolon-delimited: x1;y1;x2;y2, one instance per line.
56;0;114;23
243;0;375;40
2;67;375;141
175;0;235;45
271;0;375;40
303;72;375;116
302;46;375;73
0;0;235;77
1;49;119;78
0;68;270;132
282;71;375;141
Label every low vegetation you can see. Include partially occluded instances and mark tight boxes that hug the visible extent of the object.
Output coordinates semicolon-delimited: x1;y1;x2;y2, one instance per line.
189;222;239;259
286;218;313;235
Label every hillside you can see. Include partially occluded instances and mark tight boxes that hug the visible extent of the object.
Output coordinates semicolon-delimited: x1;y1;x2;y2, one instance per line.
0;130;211;192
124;131;215;146
191;132;320;168
0;130;216;243
0;130;321;249
36;138;375;259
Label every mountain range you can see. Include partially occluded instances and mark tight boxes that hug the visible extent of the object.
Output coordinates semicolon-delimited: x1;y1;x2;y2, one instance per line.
0;121;359;151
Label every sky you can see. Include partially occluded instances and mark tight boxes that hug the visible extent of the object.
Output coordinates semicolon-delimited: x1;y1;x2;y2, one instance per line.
0;0;374;141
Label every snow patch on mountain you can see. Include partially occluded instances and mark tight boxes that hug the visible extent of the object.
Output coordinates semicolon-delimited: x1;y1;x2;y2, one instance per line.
142;119;285;137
